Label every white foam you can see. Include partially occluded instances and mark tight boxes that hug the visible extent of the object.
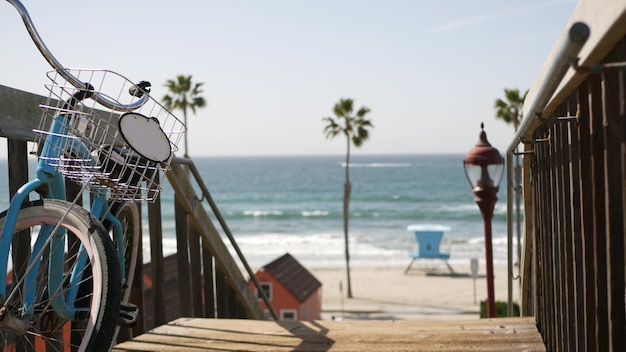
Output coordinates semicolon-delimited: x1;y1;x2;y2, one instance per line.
243;210;284;217
301;210;329;217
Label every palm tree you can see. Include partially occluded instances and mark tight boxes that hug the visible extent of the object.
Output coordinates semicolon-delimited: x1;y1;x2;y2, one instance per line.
162;75;207;157
494;88;527;294
322;98;373;298
494;88;528;131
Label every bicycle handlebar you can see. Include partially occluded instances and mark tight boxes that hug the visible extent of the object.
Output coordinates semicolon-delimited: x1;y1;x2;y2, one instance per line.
6;0;150;111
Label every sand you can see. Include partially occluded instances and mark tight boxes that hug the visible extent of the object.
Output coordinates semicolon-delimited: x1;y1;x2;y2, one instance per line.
309;261;518;321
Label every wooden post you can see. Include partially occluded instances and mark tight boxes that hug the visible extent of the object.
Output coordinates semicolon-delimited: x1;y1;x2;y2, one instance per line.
174;198;192;317
148;173;166;327
202;242;216;318
189;226;203;316
129;205;145;338
7;138;30;352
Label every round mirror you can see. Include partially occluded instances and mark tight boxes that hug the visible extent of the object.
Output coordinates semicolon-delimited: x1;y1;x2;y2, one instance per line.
118;112;171;162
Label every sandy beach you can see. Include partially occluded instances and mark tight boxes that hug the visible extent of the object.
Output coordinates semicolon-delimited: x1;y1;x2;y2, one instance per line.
309;262;517;321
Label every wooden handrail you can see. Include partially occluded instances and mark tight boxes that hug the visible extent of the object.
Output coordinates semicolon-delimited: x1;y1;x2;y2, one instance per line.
170;157;278;320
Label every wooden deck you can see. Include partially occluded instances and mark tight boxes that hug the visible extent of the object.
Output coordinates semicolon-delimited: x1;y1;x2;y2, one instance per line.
113;317;545;351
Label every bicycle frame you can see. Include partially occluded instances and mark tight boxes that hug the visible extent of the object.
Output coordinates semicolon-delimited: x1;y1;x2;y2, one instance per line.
0;112;128;320
0;4;183;341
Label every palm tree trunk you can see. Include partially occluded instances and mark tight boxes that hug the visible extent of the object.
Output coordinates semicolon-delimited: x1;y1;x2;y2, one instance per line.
344;139;353;298
343;182;352;298
183;110;189;158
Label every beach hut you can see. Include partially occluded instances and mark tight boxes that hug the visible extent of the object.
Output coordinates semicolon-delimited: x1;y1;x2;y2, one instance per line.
251;253;322;321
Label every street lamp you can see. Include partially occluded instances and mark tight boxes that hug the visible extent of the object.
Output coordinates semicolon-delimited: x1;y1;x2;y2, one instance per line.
463;123;504;318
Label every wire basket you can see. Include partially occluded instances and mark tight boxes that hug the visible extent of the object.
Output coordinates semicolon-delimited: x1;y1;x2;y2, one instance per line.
34;69;185;202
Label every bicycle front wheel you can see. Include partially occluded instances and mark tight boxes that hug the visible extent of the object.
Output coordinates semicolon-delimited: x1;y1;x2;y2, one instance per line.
0;199;121;352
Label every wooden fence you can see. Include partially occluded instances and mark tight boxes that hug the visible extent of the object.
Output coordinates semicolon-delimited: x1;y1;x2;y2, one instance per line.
510;1;626;351
0;84;270;344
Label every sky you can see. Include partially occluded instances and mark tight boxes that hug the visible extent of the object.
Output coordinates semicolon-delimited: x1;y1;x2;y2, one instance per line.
0;0;579;157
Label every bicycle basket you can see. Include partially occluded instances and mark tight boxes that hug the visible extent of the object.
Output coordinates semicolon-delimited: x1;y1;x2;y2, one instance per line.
34;69;186;202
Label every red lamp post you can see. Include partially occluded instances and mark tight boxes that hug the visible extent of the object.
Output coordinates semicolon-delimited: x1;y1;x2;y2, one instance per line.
463;123;504;318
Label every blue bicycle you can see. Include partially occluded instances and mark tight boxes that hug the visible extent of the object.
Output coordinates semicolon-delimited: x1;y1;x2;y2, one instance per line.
0;1;185;350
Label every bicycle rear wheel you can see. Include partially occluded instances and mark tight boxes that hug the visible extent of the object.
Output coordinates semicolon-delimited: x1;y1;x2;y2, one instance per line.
106;201;140;304
104;201;141;346
0;199;121;352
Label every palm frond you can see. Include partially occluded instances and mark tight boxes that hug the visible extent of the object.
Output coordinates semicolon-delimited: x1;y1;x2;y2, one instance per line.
494;88;528;127
323;98;373;147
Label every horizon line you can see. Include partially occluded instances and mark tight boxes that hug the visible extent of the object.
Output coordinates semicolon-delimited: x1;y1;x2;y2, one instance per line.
0;152;472;161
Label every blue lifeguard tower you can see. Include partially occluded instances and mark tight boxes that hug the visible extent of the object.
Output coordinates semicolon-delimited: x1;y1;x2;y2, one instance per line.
404;224;453;274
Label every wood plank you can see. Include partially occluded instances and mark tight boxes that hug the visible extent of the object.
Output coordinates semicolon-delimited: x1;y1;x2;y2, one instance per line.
0;85;46;141
568;112;586;350
113;317;546;352
579;78;597;352
590;71;609;352
0;85;119;143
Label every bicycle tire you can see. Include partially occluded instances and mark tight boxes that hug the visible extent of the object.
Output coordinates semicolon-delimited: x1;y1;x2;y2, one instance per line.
0;199;121;352
105;201;140;304
104;201;141;346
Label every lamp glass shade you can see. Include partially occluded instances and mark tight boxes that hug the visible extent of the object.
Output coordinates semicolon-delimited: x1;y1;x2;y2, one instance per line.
463;162;504;189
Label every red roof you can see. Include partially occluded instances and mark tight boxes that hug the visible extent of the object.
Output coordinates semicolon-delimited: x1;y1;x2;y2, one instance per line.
262;253;321;302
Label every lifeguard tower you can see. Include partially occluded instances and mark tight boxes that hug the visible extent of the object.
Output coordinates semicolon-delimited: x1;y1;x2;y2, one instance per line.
405;224;453;274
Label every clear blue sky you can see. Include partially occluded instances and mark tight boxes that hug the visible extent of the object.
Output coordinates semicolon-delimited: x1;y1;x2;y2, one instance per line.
0;0;578;157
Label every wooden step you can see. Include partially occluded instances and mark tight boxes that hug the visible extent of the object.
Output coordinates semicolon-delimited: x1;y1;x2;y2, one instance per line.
113;317;545;351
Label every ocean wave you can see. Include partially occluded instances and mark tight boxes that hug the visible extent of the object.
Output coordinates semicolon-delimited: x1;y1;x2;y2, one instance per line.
239;209;333;219
302;210;329;217
243;210;284;217
152;223;515;268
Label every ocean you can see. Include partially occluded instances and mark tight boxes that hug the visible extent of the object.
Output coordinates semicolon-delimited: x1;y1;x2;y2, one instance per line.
0;154;515;270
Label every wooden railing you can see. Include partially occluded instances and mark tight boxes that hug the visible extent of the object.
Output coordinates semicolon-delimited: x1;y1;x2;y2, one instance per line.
0;84;269;343
510;1;626;350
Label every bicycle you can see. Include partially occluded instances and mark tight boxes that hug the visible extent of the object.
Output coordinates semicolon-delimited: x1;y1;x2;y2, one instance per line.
0;0;185;350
